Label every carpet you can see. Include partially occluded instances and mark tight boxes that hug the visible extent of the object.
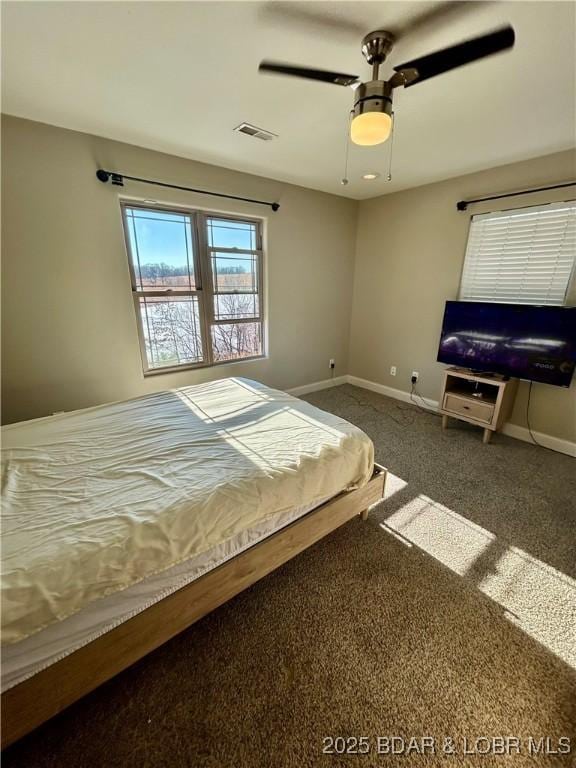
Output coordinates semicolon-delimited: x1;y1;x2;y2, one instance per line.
3;385;575;767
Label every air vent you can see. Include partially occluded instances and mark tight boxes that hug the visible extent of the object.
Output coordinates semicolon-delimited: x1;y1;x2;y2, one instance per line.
234;123;277;141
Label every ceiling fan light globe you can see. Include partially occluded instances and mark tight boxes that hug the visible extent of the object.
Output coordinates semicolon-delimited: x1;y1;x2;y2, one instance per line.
350;112;392;146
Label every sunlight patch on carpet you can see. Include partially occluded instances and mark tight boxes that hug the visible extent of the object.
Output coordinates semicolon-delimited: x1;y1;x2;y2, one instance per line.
385;494;495;575
382;471;408;500
383;495;576;668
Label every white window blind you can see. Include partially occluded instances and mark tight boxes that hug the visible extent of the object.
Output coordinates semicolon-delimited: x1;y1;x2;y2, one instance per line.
459;201;576;305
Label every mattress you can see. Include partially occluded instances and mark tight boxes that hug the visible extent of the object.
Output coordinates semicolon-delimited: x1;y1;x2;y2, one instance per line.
1;492;331;691
2;377;373;685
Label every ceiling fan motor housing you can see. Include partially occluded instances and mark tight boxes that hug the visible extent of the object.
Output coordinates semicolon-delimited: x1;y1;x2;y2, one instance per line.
361;30;395;65
353;80;393;122
356;30;395;124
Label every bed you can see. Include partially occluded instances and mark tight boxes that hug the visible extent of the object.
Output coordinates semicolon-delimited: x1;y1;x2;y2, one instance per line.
1;377;385;747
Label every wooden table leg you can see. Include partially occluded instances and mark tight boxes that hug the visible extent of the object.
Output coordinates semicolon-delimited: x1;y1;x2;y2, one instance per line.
442;415;449;430
360;508;369;521
483;428;492;444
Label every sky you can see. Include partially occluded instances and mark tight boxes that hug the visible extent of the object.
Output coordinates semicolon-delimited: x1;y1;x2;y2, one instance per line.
126;208;256;275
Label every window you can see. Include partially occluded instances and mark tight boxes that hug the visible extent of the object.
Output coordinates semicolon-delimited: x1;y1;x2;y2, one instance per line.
122;204;264;373
459;202;576;305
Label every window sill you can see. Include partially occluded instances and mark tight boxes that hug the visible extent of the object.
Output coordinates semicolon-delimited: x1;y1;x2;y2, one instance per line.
142;354;268;377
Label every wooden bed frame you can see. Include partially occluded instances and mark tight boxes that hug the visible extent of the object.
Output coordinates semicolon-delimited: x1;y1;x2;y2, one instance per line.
1;464;386;748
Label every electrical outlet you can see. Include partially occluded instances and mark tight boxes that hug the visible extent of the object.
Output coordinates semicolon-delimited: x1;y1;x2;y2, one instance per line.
411;371;419;382
329;359;335;370
390;366;397;376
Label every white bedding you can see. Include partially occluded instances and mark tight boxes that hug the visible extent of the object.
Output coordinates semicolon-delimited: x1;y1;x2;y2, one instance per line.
1;378;373;647
1;493;330;692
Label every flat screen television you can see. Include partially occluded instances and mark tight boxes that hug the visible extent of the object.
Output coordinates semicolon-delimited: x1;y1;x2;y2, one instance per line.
437;301;576;387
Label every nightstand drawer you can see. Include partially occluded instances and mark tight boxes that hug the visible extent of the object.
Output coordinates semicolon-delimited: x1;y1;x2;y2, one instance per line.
443;393;494;424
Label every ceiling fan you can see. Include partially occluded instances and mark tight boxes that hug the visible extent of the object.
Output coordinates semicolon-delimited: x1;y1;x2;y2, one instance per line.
259;24;515;147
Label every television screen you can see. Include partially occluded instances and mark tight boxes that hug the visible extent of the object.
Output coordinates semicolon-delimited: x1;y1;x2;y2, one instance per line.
437;302;576;387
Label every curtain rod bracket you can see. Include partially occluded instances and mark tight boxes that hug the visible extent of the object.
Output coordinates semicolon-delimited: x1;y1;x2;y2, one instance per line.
96;170;124;186
95;169;279;210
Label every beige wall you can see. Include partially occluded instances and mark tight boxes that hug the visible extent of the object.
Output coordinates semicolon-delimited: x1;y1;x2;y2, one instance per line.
2;116;575;443
349;149;576;442
1;115;358;423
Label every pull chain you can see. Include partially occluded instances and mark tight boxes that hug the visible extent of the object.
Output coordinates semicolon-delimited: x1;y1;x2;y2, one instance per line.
341;108;395;184
386;111;396;182
341;110;353;186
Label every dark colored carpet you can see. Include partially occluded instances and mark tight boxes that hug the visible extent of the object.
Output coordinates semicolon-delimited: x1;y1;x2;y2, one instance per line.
4;385;575;767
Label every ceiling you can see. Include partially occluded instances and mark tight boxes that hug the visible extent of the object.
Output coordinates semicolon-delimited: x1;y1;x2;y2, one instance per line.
2;1;575;200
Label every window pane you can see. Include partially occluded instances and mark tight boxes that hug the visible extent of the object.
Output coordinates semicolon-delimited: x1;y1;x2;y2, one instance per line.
125;207;197;291
211;322;262;362
214;293;259;321
138;296;203;369
206;218;257;250
211;252;258;293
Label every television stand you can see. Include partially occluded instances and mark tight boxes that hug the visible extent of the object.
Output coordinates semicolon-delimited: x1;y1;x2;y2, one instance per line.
440;367;518;444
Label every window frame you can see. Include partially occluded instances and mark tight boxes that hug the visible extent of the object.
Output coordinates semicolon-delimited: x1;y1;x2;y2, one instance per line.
458;200;576;307
120;201;266;376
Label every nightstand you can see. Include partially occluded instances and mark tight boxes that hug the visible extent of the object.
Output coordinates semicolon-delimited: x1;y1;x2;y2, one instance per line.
440;367;519;444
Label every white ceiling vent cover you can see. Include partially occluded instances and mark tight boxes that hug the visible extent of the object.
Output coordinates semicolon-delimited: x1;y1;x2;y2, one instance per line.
234;123;277;141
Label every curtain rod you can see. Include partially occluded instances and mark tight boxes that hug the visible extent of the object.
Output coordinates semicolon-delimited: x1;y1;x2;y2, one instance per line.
96;170;280;211
456;181;576;211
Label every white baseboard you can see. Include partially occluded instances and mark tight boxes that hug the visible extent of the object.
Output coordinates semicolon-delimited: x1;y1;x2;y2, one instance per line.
347;375;575;457
286;375;347;396
289;373;575;457
346;375;439;412
500;422;576;457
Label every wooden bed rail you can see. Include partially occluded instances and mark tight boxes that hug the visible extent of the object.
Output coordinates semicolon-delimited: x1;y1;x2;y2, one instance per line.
1;464;386;748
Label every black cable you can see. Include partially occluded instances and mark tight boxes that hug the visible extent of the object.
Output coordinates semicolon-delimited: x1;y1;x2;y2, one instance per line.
343;388;417;428
526;380;543;448
343;381;439;428
410;382;440;415
525;381;563;454
344;380;563;454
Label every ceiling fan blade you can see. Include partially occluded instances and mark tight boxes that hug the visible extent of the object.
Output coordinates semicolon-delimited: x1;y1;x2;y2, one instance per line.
390;1;493;41
259;1;492;44
258;2;365;41
259;61;359;87
393;26;515;87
